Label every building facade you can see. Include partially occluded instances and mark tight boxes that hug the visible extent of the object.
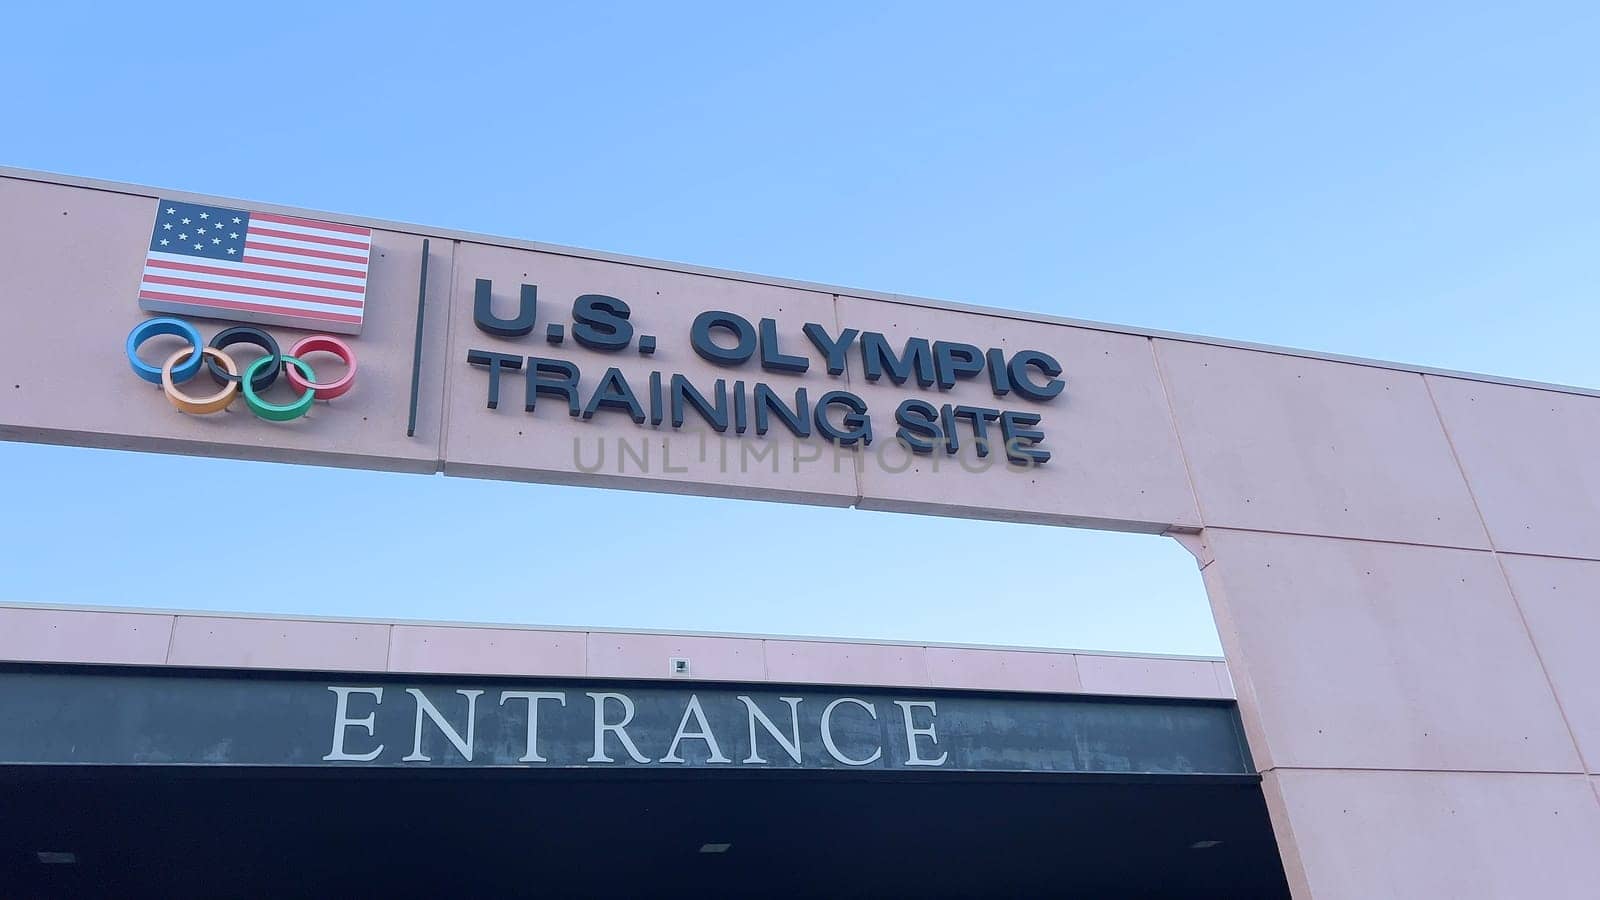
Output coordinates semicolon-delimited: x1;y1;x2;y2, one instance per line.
3;167;1600;896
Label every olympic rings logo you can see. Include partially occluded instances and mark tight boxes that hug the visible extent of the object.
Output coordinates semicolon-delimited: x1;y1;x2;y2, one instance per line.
125;317;357;422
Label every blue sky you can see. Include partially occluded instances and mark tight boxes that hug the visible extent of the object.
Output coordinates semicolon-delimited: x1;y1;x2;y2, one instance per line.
2;3;1595;655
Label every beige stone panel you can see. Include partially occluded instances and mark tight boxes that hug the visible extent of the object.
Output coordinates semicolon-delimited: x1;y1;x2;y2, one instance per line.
0;176;453;472
1202;529;1577;773
1428;375;1600;559
843;297;1200;531
1263;768;1600;899
1158;340;1487;547
1499;553;1600;773
439;242;858;506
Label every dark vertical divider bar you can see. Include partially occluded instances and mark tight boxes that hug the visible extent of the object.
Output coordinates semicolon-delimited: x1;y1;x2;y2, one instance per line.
406;239;431;437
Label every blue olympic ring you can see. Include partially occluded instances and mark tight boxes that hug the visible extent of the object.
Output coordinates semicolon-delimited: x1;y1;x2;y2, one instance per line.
126;317;205;385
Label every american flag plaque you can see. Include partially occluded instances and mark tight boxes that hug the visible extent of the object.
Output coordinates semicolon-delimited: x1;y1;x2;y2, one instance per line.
137;199;371;335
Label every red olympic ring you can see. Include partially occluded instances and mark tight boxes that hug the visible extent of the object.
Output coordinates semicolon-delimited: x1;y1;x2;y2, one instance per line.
284;335;358;401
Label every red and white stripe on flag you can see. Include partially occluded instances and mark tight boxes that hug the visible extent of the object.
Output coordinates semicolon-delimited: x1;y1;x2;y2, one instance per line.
137;201;371;335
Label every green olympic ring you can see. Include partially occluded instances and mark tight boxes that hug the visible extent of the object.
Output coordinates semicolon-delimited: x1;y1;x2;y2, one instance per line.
242;355;317;422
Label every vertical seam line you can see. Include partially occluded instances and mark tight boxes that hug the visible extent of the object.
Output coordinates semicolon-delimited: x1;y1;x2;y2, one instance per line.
835;293;866;507
1147;337;1208;531
434;240;463;473
163;615;180;665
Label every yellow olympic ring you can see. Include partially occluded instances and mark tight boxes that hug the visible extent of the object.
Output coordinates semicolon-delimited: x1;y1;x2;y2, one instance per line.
161;347;239;415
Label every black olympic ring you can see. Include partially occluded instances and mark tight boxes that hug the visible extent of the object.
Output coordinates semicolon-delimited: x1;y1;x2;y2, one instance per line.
205;326;283;392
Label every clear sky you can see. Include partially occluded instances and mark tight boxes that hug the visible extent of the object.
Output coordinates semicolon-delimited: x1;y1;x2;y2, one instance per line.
2;3;1595;655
